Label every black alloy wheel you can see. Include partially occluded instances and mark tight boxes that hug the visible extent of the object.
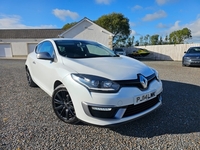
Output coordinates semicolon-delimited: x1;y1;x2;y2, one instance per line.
52;85;79;124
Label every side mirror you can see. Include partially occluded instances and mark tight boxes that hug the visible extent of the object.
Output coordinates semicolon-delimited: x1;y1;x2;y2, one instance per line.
37;52;54;61
184;51;187;53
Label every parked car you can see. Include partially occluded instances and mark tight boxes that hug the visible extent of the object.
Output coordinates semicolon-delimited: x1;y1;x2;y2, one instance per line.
182;46;200;67
25;38;163;126
133;48;150;57
113;48;126;56
128;48;150;58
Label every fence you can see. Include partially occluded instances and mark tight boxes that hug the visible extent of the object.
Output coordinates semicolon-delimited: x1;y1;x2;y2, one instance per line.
124;43;200;61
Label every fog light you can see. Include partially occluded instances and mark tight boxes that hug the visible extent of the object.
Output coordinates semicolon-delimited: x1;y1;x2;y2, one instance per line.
91;107;112;111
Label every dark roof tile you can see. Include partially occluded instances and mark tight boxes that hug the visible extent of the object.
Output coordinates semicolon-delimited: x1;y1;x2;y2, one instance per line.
0;29;65;39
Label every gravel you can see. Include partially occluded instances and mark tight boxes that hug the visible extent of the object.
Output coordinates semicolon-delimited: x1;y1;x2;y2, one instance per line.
0;59;200;150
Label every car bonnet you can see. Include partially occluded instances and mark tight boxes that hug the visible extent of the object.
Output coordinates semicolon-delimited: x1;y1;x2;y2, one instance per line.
184;53;200;57
62;56;154;80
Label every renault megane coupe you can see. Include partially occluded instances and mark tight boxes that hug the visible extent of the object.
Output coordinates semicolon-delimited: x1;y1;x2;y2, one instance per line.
25;38;163;126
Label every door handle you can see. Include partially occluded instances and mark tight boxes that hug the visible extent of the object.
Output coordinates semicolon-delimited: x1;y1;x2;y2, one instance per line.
33;61;36;64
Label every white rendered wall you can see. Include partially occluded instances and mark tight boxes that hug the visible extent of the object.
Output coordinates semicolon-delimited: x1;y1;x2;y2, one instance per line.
0;39;41;57
62;20;113;48
11;42;28;56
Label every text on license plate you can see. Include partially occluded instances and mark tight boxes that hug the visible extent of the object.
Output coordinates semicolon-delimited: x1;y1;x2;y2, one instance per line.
135;91;156;105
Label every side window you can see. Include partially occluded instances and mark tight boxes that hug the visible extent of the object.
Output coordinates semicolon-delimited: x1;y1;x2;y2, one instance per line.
36;41;55;57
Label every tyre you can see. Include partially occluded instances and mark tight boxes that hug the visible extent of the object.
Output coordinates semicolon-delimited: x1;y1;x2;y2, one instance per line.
182;62;186;67
26;68;37;87
182;61;189;67
52;84;79;124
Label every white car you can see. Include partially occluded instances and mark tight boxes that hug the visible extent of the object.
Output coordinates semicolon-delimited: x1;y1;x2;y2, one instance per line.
25;38;163;126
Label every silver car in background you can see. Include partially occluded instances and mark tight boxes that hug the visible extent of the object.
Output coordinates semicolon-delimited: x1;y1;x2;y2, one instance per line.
182;46;200;67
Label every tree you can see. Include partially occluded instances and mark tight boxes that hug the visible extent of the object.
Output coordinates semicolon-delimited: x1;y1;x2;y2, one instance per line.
95;13;131;47
62;22;77;30
139;36;144;46
158;36;163;45
169;28;192;44
135;40;139;46
150;34;159;45
126;35;135;47
144;34;150;46
164;35;169;44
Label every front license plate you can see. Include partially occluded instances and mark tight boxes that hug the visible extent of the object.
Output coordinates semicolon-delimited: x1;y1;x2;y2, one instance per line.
134;91;156;105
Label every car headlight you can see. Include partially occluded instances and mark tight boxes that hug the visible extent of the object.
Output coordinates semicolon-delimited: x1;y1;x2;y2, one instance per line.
184;57;191;60
71;74;120;92
151;68;160;81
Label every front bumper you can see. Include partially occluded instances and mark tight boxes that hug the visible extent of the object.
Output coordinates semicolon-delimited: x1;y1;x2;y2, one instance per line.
82;94;162;119
63;75;163;126
183;57;200;66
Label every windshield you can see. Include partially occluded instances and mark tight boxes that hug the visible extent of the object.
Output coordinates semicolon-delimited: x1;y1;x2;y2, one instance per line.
187;47;200;53
54;40;116;58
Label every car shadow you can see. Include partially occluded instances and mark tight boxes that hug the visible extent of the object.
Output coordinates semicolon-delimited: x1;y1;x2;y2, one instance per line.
148;51;173;60
128;51;173;61
110;80;200;138
183;66;200;68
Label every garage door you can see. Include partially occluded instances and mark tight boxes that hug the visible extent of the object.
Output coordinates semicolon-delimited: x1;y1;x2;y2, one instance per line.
28;43;37;54
0;44;12;57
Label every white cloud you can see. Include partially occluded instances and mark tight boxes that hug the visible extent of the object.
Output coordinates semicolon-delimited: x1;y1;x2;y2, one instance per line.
0;15;56;29
130;29;142;37
155;0;176;5
183;18;200;42
167;18;200;43
197;14;200;19
129;22;136;27
0;15;23;28
156;0;169;5
95;0;114;5
130;30;136;36
157;23;169;28
35;25;57;28
142;10;167;21
168;21;181;33
187;18;200;42
52;9;79;21
132;5;143;11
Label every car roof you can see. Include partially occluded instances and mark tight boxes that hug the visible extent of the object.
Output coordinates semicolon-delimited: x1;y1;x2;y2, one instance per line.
39;38;98;45
50;38;95;43
190;46;200;49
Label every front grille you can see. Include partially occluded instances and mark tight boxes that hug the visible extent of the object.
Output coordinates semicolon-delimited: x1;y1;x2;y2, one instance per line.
191;60;200;64
115;73;156;89
123;96;159;118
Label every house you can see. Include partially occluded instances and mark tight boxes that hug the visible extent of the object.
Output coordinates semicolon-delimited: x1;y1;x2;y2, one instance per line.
59;17;114;49
0;29;64;58
0;17;113;58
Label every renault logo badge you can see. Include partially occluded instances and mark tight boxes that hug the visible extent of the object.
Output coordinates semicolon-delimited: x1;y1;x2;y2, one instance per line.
139;74;148;89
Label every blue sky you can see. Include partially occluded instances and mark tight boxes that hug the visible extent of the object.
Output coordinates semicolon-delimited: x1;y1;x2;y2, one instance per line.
0;0;200;43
